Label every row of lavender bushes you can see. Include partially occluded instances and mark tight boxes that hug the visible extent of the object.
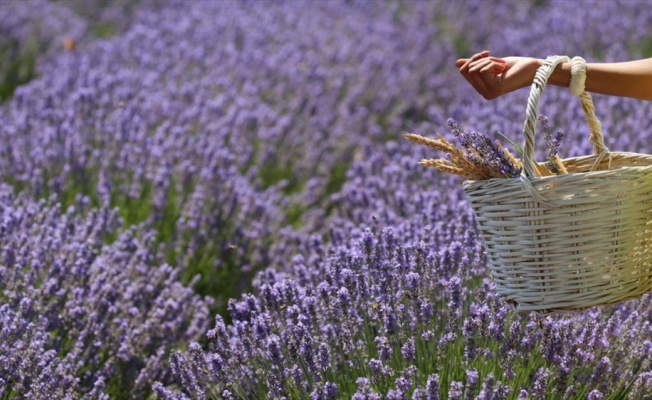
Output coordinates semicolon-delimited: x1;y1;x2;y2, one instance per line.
0;0;147;102
2;0;652;398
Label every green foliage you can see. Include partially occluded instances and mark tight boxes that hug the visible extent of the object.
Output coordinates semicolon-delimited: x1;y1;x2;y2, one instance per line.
0;40;38;103
91;22;117;39
636;37;652;59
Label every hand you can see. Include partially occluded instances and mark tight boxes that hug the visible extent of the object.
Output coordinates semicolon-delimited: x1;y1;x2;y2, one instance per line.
456;51;541;100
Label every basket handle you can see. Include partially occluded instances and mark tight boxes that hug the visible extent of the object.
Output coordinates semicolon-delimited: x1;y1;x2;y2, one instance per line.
522;55;609;178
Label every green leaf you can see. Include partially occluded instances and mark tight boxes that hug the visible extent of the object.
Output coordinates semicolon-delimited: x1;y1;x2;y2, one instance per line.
496;131;524;157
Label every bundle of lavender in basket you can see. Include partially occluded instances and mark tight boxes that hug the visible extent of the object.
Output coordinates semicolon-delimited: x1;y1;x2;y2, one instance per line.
405;116;567;180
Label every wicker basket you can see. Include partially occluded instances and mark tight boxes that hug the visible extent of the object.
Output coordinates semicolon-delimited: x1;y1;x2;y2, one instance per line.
463;55;652;314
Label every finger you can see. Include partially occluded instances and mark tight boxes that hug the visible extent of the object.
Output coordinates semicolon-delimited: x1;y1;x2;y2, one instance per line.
473;75;492;97
469;59;502;87
471;59;506;93
455;58;468;68
457;69;486;95
461;56;505;69
458;50;490;71
464;68;492;98
468;58;495;74
458;61;490;93
468;57;505;70
466;59;506;86
465;60;506;99
478;60;507;76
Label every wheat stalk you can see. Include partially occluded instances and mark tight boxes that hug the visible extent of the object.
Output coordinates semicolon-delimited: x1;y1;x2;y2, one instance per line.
404;132;562;180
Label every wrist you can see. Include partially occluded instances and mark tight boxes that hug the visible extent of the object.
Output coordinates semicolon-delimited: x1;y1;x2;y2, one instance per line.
569;57;588;95
519;58;547;91
548;59;572;88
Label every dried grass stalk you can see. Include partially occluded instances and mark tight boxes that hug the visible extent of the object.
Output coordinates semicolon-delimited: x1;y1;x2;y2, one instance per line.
405;131;562;180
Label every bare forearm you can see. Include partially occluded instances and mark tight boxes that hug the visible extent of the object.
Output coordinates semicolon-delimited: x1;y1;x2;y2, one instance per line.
546;58;652;100
456;52;652;101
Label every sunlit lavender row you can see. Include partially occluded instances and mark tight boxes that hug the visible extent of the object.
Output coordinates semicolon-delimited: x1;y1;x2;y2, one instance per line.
0;188;211;398
2;0;652;398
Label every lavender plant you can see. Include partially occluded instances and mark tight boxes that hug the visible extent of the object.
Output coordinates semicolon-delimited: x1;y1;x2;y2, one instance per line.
0;0;461;312
161;221;652;399
0;189;211;398
0;0;84;101
538;115;568;174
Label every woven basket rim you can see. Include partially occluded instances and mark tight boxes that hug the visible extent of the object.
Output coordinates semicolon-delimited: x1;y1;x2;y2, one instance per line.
464;151;652;184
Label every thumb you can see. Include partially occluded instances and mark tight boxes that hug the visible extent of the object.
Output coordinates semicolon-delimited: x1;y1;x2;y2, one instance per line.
455;58;468;68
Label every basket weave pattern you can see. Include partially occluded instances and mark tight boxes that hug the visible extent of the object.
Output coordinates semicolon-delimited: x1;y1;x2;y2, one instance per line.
463;56;652;314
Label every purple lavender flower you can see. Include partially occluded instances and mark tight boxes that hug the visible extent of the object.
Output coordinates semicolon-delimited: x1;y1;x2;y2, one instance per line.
447;118;522;178
152;382;191;400
629;371;652;398
311;382;339;400
539;114;566;173
413;388;427;400
418;299;435;324
368;358;383;384
266;369;284;399
425;373;440;400
590;356;612;390
401;338;416;362
532;367;552;400
266;334;283;365
587;390;604;400
386;388;404;400
352;377;382;400
463;318;478;360
448;381;463;400
318;342;331;371
464;369;479;400
396;366;416;392
0;195;210;398
375;335;393;362
325;382;338;400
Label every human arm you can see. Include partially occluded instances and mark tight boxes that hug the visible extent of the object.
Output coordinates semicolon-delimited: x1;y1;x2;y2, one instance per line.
456;51;652;101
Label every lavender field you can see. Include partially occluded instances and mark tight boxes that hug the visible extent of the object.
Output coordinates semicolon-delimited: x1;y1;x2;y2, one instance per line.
2;0;652;399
